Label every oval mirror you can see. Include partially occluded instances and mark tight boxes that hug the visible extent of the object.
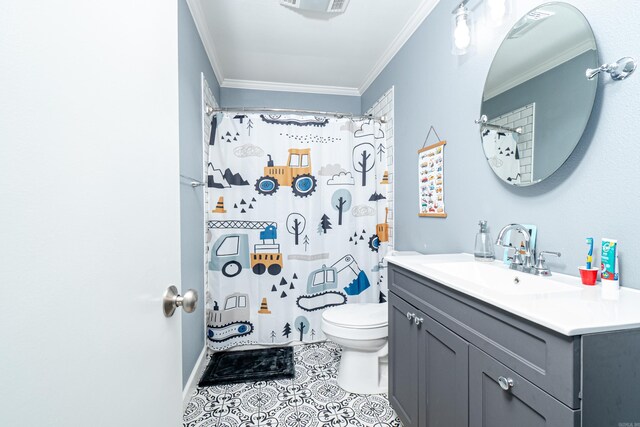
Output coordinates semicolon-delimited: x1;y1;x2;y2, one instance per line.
480;2;598;186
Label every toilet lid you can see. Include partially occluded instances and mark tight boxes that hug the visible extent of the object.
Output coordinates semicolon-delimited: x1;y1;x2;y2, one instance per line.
322;303;388;329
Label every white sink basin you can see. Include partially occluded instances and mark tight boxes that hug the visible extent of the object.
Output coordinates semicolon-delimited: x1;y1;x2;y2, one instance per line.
424;261;582;296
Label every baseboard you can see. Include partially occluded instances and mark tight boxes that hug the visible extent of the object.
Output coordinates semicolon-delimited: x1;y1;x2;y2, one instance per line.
182;345;209;411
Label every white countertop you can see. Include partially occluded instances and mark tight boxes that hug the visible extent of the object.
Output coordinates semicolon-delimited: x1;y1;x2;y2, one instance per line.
386;253;640;336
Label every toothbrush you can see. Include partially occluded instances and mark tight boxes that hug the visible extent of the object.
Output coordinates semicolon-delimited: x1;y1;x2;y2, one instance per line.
586;237;593;269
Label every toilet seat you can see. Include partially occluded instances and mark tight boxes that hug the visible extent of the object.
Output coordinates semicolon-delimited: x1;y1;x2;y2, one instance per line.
322;303;387;328
322;303;388;340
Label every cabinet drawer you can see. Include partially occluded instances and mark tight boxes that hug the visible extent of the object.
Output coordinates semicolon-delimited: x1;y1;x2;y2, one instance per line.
389;265;580;408
469;346;580;427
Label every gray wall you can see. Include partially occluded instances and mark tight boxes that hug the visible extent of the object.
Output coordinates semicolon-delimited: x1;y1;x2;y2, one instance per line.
362;1;640;288
178;0;220;387
221;87;361;114
483;51;597;182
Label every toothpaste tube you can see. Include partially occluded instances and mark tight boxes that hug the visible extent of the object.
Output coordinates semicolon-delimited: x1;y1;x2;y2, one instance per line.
601;238;618;281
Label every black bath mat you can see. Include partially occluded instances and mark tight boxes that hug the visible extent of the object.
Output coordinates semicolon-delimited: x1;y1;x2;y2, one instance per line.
198;347;295;387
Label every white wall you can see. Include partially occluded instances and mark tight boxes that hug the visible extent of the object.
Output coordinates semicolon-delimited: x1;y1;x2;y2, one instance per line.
0;1;181;424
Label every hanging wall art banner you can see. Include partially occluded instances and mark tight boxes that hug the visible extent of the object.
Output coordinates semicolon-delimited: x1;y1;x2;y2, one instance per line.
418;126;447;218
205;113;389;350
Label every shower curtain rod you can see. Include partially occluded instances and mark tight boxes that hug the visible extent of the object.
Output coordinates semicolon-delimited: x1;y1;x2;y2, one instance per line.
206;105;387;123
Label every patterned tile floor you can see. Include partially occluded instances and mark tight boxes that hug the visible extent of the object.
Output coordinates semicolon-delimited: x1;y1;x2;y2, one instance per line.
183;341;402;427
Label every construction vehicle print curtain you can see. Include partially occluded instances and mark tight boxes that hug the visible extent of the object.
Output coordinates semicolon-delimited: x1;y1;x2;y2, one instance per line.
205;113;389;350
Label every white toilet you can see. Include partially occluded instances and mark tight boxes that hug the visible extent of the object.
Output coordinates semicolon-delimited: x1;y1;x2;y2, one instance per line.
321;302;388;394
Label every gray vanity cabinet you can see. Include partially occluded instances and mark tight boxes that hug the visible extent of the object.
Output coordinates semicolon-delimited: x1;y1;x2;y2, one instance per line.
422;315;469;427
389;295;469;427
388;263;640;427
388;295;421;427
469;346;579;427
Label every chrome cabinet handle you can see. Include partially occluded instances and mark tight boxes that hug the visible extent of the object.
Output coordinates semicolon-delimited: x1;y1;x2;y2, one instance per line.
498;376;514;391
163;285;198;317
414;316;424;326
406;312;415;321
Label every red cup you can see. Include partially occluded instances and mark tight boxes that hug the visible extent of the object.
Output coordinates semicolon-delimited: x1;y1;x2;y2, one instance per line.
579;267;599;286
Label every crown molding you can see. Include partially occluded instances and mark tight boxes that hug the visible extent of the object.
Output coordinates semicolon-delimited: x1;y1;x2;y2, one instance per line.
186;0;225;85
187;0;440;97
358;0;440;94
221;79;361;97
484;39;594;100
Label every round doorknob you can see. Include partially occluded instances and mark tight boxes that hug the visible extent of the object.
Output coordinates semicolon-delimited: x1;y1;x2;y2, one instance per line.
163;285;198;317
498;376;514;391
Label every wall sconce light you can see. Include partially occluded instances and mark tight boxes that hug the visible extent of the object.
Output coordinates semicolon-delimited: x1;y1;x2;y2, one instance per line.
451;0;512;55
485;0;510;27
451;2;472;55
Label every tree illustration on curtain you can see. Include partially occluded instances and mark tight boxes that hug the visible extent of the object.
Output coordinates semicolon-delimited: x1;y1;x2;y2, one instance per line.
286;213;306;245
295;316;309;341
332;189;352;226
353;143;375;186
282;323;292;338
377;143;386;162
318;214;332;234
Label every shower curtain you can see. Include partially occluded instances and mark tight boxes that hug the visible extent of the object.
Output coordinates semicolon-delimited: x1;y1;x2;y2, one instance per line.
482;128;521;184
205;113;389;350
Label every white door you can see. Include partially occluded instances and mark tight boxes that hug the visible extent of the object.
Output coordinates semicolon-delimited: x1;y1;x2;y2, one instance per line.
0;2;183;426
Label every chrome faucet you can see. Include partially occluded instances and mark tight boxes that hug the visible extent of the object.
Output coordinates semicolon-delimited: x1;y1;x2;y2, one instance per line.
495;224;535;273
534;251;562;276
495;224;562;276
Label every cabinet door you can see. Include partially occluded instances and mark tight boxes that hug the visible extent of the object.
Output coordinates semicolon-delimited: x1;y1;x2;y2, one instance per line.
469;346;580;427
389;293;422;427
423;316;469;427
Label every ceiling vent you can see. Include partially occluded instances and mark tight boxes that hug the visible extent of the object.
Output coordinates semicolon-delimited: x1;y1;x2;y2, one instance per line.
280;0;350;13
508;9;555;39
280;0;300;8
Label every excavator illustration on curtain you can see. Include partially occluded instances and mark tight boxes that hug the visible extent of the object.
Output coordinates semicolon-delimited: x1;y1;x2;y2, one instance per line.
296;254;371;312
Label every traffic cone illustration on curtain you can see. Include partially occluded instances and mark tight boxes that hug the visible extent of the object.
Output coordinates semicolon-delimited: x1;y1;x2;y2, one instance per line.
258;298;271;314
212;197;227;213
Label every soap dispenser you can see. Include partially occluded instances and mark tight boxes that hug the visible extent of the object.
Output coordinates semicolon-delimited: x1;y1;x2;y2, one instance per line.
474;220;495;262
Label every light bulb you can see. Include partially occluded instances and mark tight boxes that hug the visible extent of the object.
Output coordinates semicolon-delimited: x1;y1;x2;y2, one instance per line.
454;17;471;50
487;0;506;22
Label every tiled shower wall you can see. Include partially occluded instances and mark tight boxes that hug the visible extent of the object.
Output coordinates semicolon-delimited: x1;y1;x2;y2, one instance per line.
488;102;535;184
366;87;395;253
202;74;218;316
